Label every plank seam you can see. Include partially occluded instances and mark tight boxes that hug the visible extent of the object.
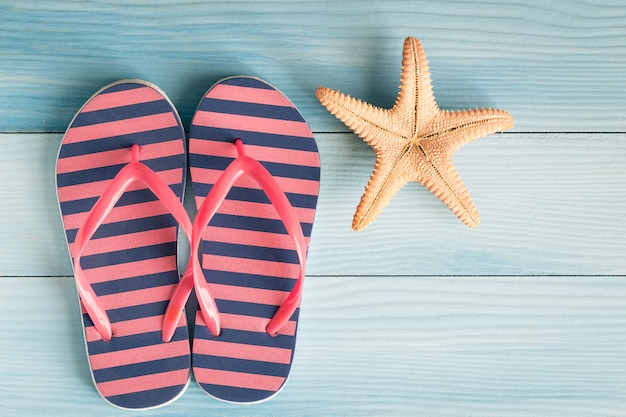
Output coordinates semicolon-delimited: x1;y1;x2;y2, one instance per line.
3;131;626;135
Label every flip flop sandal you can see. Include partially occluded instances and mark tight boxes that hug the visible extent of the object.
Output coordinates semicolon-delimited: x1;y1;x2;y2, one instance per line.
165;76;320;403
56;80;192;409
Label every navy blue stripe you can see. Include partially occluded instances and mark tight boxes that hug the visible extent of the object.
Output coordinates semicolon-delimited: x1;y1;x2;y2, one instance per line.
198;98;304;122
58;163;126;187
142;156;185;173
215;300;278;320
83;301;169;327
189;154;230;170
193;355;290;378
60;185;183;217
203;241;299;264
87;326;188;355
93;355;189;383
197;383;274;403
66;213;178;244
102;82;147;93
194;327;296;349
210;300;300;324
188;153;319;182
190;126;318;152
59;128;184;158
262;160;320;182
206;213;288;234
221;77;275;90
202;212;313;237
79;242;177;270
92;271;179;296
203;270;296;292
192;182;318;211
106;300;169;323
107;384;188;409
71;100;174;127
57;155;184;187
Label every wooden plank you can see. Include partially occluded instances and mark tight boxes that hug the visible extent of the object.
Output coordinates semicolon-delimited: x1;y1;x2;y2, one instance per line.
1;1;625;133
312;131;626;276
1;275;624;416
1;132;626;277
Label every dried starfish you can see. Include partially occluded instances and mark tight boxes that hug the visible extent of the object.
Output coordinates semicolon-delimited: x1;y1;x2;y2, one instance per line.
316;37;514;230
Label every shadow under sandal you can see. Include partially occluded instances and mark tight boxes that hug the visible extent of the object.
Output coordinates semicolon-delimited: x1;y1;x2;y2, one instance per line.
177;76;320;403
56;80;191;409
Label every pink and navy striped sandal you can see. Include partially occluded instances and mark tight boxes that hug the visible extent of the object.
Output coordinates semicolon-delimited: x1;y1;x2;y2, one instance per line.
56;80;192;409
165;76;320;403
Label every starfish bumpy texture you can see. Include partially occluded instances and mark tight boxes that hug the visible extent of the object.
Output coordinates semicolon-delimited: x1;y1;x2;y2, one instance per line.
316;37;514;230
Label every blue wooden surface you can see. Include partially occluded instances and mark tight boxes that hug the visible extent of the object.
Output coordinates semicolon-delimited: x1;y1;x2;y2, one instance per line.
1;1;626;415
2;1;626;133
2;132;626;277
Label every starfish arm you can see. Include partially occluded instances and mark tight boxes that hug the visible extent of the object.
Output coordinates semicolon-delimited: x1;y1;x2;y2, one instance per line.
429;108;514;151
352;147;413;231
412;151;481;228
316;87;407;150
393;37;439;135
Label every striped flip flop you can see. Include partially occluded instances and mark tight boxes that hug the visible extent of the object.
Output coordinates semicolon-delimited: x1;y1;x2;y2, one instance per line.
187;76;320;403
56;80;191;409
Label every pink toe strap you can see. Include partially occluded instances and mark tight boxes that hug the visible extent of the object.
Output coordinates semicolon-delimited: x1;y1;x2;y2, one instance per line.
72;144;192;342
167;138;308;338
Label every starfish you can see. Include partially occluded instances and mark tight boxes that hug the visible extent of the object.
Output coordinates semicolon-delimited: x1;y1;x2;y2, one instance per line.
316;37;514;230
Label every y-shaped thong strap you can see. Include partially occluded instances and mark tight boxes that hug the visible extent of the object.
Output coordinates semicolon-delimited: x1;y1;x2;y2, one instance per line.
72;144;192;342
162;138;307;341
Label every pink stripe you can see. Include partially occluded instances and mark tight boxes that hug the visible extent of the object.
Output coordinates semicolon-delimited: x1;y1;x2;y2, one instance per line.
70;227;176;257
193;111;313;138
64;113;179;144
81;256;177;284
90;340;189;370
82;86;166;112
85;315;186;342
218;313;296;336
96;284;176;310
62;200;170;231
193;196;316;225
208;84;294;107
190;166;320;196
57;168;183;202
188;138;319;168
194;339;292;365
85;315;166;342
57;140;184;174
97;369;189;397
193;368;285;392
202;254;301;279
243;143;319;167
202;225;310;251
208;283;289;306
59;148;131;174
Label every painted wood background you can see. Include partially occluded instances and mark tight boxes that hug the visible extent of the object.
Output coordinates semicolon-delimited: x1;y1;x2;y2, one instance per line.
1;1;625;415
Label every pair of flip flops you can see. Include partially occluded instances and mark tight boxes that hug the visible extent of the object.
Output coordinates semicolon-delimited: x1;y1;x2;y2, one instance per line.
56;77;320;409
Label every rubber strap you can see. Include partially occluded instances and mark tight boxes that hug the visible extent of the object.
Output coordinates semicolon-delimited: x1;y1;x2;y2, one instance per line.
161;253;194;342
72;144;192;342
186;139;308;337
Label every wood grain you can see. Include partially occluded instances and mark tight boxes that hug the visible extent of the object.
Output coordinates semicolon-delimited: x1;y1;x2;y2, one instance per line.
1;1;625;132
2;1;626;415
1;132;625;277
1;275;624;416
